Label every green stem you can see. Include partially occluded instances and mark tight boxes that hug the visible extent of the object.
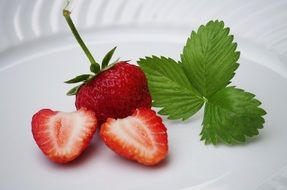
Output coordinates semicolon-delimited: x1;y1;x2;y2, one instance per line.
63;9;100;73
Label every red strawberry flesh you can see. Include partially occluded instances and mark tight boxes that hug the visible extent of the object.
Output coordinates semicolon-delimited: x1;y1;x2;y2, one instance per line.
100;108;168;166
31;108;97;163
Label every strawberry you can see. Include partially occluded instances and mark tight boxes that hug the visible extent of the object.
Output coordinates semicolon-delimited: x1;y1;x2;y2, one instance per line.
63;10;151;126
31;108;97;163
75;61;152;125
100;108;168;166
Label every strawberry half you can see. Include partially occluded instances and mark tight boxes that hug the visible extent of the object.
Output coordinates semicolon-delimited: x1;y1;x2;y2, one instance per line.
100;108;168;166
31;108;97;163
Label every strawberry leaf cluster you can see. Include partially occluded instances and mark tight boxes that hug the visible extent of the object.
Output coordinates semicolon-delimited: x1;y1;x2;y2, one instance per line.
138;20;266;145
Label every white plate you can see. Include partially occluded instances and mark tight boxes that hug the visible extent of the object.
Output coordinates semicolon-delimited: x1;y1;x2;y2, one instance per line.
1;1;287;190
0;26;287;190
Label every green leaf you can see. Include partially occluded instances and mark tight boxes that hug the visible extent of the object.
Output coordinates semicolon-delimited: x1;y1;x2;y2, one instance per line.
66;84;82;96
181;20;240;98
64;74;91;84
90;63;100;74
101;57;120;71
138;56;204;120
200;87;266;145
101;46;117;69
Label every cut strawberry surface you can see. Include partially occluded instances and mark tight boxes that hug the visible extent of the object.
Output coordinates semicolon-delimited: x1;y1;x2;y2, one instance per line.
31;108;97;163
100;108;168;166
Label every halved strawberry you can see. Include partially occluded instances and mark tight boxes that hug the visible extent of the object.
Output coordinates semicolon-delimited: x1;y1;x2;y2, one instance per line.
100;108;168;166
31;108;97;163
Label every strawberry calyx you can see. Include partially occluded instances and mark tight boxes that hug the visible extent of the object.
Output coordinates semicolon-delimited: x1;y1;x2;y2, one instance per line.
63;9;118;96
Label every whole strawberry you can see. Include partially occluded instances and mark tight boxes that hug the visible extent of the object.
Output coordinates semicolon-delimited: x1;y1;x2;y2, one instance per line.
75;61;151;125
63;10;151;125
